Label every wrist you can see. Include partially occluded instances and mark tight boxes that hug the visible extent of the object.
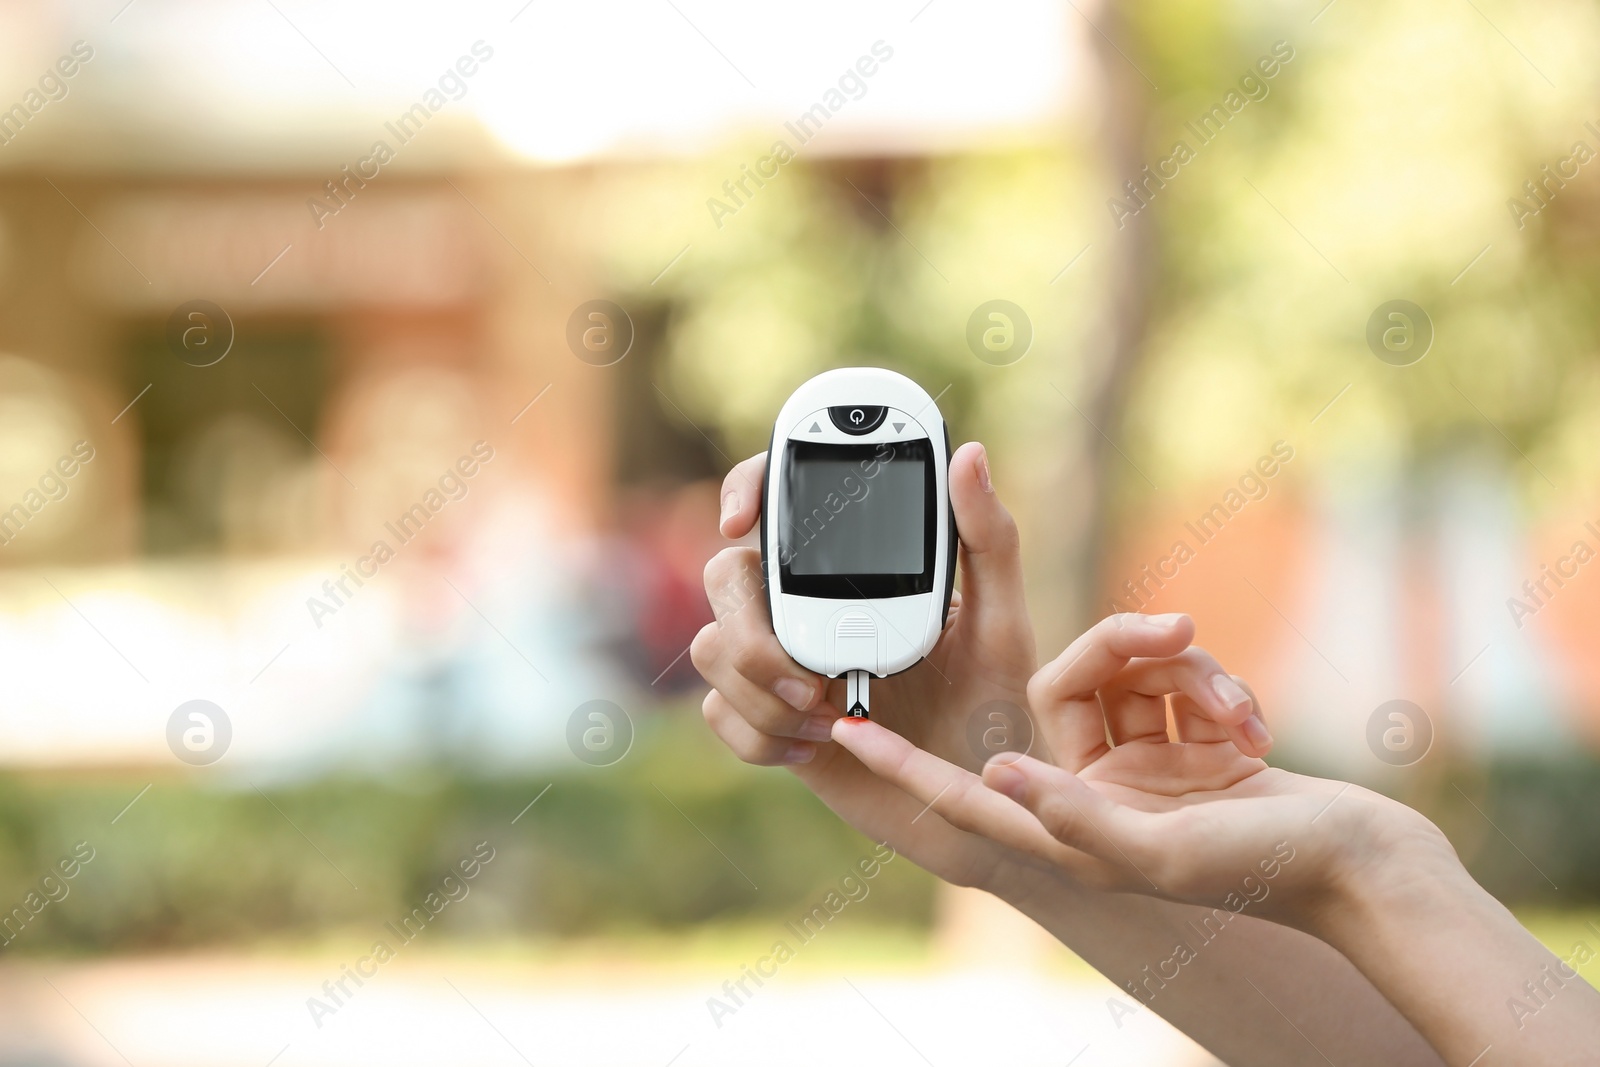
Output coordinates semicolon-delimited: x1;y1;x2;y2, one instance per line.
1301;786;1466;946
1290;791;1600;1064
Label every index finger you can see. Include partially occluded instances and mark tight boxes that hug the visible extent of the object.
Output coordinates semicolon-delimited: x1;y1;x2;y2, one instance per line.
1027;613;1195;771
719;453;768;538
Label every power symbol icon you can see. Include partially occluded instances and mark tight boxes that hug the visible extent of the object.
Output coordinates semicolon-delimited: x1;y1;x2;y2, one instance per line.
828;405;886;435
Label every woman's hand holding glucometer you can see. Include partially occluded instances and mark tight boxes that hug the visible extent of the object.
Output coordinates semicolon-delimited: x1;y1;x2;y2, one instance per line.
695;437;1045;890
696;370;1274;894
699;439;1280;899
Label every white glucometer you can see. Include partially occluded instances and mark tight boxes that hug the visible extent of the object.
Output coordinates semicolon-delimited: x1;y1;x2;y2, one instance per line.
761;368;957;718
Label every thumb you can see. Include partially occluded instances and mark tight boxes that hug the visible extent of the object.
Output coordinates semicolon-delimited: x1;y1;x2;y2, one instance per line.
983;753;1150;883
718;452;768;538
949;442;1033;653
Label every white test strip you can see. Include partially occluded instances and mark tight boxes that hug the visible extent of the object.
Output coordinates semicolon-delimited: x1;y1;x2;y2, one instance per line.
846;669;870;719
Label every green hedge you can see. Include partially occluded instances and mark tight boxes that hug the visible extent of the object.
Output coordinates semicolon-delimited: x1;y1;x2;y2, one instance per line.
1428;758;1600;906
0;709;936;955
0;711;1596;955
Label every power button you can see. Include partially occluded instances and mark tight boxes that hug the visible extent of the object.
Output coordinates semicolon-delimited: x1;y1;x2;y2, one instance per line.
828;405;887;435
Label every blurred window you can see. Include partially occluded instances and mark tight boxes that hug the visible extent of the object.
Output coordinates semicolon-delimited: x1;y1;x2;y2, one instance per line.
126;321;328;556
613;302;719;487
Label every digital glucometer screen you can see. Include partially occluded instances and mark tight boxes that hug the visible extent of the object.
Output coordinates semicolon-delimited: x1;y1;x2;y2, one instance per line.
778;439;937;598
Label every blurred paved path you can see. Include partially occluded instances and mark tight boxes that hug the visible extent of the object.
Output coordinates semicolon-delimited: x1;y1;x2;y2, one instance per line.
0;957;1216;1067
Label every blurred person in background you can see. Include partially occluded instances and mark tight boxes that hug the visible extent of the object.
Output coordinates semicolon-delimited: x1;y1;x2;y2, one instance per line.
592;480;719;692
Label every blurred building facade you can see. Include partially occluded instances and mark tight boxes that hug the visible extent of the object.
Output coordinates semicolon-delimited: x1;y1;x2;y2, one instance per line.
0;0;1081;770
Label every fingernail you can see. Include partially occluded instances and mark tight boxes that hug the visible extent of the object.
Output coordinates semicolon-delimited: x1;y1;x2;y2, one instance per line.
1145;612;1186;628
782;743;816;765
985;760;1026;800
976;448;993;493
798;715;834;742
1211;674;1251;713
719;490;740;528
773;678;814;711
1241;713;1272;750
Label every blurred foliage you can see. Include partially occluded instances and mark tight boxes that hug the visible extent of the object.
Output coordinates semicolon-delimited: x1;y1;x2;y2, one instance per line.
564;0;1600;521
0;709;936;955
576;148;1106;471
1123;0;1600;514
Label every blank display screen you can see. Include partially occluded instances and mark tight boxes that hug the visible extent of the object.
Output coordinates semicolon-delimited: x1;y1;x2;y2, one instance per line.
777;439;937;598
787;456;925;574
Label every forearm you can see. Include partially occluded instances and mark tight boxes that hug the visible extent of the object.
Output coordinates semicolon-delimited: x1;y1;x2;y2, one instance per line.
999;866;1443;1067
1311;843;1600;1066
